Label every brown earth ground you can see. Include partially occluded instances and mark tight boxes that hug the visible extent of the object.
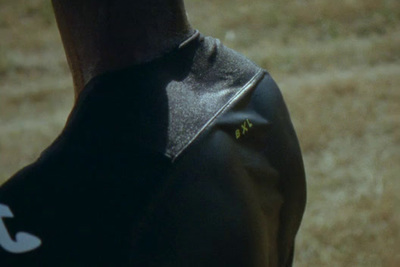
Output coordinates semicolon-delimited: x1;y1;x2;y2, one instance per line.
1;0;399;266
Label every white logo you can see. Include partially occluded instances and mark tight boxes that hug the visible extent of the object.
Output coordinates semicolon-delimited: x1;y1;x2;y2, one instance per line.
0;203;42;254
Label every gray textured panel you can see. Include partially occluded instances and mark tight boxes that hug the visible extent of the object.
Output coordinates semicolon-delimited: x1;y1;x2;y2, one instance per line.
164;33;264;158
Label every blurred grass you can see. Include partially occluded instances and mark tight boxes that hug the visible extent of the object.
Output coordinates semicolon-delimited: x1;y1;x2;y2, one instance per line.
0;0;399;266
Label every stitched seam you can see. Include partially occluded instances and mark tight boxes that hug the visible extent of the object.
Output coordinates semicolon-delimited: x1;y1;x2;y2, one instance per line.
170;69;266;162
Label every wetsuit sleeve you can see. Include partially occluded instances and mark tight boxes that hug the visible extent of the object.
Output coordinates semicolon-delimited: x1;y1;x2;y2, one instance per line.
127;74;307;267
253;75;307;266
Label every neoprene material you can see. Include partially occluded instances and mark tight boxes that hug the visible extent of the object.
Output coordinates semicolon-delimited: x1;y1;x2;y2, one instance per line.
0;32;306;266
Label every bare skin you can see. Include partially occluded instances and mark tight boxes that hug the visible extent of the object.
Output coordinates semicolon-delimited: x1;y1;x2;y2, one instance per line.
51;0;194;100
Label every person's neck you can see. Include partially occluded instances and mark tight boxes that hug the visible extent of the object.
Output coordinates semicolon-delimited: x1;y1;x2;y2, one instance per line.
52;0;193;100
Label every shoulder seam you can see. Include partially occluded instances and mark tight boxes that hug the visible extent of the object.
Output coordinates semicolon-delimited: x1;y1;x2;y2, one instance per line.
170;69;266;162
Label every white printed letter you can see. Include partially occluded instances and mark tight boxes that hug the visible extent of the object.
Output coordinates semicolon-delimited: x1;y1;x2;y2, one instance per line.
0;203;42;253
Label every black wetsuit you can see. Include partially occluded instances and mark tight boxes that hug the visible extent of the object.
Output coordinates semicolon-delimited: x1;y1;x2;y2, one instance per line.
0;31;306;266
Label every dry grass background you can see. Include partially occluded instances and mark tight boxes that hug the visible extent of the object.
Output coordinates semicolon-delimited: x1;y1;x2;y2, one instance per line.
0;0;399;266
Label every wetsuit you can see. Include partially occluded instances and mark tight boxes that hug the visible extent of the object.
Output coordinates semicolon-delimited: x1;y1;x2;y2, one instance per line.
0;31;306;266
